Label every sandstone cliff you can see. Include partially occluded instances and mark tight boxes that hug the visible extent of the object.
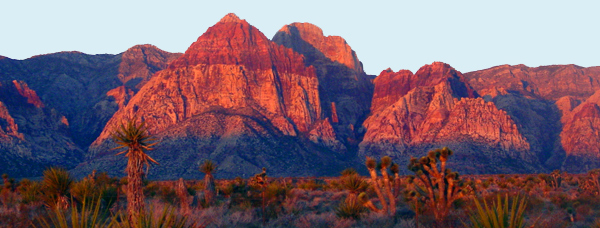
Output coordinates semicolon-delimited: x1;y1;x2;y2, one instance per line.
465;64;600;101
464;64;600;171
360;62;539;174
81;14;348;179
273;23;373;150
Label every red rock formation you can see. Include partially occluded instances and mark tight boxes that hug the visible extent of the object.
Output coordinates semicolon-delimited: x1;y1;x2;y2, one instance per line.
561;90;600;158
465;64;600;100
94;13;322;145
371;69;413;112
275;22;361;71
11;80;44;108
360;63;535;172
0;101;24;140
106;86;135;109
118;44;182;89
273;22;373;147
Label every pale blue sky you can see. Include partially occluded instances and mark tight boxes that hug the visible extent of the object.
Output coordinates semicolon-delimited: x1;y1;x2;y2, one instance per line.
1;0;598;75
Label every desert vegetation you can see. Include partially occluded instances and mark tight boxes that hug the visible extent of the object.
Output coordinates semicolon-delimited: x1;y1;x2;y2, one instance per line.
4;159;600;227
4;121;600;227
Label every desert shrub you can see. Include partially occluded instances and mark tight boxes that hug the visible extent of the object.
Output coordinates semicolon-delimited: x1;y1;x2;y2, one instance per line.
143;182;160;198
335;195;366;219
18;179;43;205
71;178;101;204
298;179;324;191
158;185;178;205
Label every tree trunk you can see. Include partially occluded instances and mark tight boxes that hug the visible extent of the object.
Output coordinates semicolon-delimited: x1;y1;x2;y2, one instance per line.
126;151;145;224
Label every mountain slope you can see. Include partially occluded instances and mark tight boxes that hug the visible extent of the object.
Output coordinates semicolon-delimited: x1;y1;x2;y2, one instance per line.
0;80;81;177
79;14;350;179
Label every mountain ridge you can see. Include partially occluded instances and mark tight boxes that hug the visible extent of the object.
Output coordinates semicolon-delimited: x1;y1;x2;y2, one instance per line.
1;13;599;178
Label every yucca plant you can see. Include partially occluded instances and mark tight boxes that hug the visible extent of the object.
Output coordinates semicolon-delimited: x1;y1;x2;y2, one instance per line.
466;194;527;228
109;206;192;228
42;167;74;209
336;195;367;220
35;197;110;228
341;168;358;176
112;117;158;222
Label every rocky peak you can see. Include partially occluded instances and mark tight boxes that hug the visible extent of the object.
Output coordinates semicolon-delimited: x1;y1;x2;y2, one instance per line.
118;44;181;89
219;13;242;23
412;62;476;98
93;14;322;146
274;22;360;71
371;62;476;112
371;69;413;112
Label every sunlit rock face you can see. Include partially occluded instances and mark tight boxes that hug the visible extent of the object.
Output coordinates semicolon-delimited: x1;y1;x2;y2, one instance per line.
273;22;373;150
464;64;600;171
81;14;349;179
0;80;81;177
359;62;539;174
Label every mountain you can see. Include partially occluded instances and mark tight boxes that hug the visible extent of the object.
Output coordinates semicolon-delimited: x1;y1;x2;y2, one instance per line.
0;80;81;176
359;63;539;174
78;13;352;179
0;45;180;150
273;23;374;149
2;13;600;178
463;64;600;171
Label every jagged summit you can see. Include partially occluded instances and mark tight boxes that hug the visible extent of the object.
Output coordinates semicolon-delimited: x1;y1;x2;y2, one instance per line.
219;13;242;23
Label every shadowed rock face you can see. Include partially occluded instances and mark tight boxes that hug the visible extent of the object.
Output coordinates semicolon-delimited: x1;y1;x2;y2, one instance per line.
273;23;373;149
0;80;81;177
80;14;349;179
360;62;539;174
0;45;180;149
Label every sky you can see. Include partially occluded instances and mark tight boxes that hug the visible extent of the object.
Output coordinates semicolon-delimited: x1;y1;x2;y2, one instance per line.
1;0;598;75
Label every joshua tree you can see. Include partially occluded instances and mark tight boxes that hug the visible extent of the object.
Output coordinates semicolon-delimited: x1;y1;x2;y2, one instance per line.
112;117;158;222
407;147;463;224
360;156;401;216
199;160;217;205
